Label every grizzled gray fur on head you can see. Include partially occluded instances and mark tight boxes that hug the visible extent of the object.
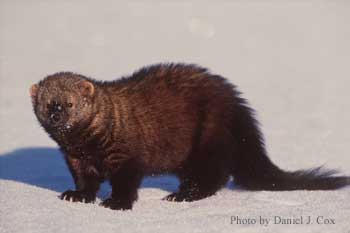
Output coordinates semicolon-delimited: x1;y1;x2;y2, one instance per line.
31;72;96;137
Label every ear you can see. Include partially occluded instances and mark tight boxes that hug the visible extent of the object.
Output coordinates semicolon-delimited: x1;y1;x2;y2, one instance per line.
79;80;95;97
30;84;39;101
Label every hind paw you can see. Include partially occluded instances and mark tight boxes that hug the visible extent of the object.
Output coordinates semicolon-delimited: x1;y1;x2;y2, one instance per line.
163;192;191;202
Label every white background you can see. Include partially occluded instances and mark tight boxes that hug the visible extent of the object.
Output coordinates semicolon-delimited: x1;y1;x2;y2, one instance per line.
1;1;349;232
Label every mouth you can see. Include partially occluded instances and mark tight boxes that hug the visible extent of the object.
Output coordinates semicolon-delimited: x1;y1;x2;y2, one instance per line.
46;123;73;136
60;123;72;131
63;123;72;129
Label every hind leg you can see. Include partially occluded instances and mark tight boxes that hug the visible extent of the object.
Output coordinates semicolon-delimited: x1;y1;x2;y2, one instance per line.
165;110;234;202
164;142;232;202
164;160;230;202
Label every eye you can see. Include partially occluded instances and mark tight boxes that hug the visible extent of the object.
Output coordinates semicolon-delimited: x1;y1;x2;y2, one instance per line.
67;103;73;108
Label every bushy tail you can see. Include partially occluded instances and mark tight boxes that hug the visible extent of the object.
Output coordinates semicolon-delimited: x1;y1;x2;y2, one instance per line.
230;97;350;191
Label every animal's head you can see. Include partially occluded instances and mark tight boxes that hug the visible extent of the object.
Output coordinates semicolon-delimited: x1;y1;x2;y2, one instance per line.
30;72;96;136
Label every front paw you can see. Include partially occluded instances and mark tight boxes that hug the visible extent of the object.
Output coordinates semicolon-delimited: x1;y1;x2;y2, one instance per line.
60;190;96;203
99;198;132;210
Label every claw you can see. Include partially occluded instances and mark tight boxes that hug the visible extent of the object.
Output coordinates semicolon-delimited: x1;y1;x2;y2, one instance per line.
59;190;96;203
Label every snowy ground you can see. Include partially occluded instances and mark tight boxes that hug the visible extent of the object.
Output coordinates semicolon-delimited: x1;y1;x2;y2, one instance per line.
1;1;350;233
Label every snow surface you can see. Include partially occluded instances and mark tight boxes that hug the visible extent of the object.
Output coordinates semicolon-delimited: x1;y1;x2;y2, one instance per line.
1;1;350;233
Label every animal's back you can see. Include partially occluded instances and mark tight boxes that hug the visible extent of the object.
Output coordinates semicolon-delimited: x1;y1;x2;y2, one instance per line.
103;63;237;172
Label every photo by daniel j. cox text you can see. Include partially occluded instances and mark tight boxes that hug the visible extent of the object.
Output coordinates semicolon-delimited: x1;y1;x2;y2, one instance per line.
230;215;336;227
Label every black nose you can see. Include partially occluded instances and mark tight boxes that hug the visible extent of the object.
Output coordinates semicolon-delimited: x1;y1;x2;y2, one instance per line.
50;113;60;123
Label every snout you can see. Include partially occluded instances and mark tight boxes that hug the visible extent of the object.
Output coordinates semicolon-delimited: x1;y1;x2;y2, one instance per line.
47;102;66;126
49;113;61;124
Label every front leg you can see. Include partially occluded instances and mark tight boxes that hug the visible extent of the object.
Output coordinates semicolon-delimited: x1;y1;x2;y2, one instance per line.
100;159;143;210
61;155;101;203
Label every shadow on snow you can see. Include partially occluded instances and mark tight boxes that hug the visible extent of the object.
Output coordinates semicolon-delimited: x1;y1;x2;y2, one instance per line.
0;147;180;198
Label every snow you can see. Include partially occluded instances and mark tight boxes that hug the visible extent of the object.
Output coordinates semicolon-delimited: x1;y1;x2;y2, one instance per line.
0;1;350;233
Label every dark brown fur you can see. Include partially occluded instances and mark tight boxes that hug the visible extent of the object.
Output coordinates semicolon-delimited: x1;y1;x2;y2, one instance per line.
30;63;350;210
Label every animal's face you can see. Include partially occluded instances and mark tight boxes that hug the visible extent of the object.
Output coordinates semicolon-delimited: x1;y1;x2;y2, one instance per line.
30;73;95;136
